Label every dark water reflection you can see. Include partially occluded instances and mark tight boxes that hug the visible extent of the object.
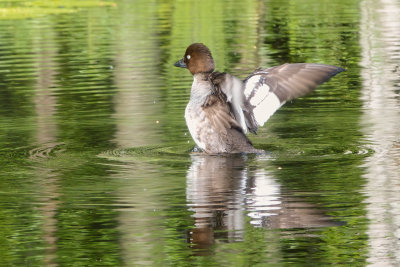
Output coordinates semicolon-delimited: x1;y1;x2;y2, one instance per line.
0;0;399;266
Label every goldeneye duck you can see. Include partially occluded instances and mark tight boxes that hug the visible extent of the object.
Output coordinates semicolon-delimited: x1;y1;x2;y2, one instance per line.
174;43;344;154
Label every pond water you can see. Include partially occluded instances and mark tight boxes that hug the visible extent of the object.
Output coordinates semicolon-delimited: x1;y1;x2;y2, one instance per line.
1;0;399;266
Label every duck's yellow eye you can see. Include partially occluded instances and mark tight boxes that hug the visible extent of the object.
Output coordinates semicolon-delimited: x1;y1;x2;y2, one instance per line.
186;55;191;60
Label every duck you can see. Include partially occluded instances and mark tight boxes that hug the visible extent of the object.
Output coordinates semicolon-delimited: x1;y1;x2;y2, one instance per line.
174;43;344;153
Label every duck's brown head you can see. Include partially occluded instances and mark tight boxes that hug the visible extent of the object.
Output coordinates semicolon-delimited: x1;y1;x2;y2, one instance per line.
174;43;215;75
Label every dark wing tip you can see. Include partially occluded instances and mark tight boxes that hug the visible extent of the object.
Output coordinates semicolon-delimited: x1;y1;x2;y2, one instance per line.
327;65;346;78
249;128;258;135
314;64;345;85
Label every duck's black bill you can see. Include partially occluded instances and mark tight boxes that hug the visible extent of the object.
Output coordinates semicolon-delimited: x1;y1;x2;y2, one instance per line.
174;58;187;68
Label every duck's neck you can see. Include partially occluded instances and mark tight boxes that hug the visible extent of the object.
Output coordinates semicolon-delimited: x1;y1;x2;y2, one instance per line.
190;73;213;102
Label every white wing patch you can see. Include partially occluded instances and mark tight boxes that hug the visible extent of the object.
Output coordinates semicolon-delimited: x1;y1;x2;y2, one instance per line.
253;93;282;126
245;74;284;127
249;83;270;106
244;75;260;98
230;77;247;133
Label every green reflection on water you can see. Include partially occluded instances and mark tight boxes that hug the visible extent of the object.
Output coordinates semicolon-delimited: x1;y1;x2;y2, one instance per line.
0;0;115;20
0;0;371;265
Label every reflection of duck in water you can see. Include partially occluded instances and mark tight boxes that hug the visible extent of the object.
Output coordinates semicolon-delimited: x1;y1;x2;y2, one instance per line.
175;43;344;153
186;154;341;252
186;154;247;250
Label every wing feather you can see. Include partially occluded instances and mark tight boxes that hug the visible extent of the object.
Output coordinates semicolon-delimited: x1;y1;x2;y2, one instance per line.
202;94;242;135
243;63;344;133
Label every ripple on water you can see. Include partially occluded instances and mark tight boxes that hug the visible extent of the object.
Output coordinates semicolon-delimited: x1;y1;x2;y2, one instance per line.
28;142;66;160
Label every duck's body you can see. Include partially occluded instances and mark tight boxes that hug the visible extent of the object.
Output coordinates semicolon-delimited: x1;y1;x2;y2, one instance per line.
175;43;344;153
184;72;261;153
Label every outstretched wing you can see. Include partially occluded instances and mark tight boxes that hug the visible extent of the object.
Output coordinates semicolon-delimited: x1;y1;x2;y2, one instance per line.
243;63;345;133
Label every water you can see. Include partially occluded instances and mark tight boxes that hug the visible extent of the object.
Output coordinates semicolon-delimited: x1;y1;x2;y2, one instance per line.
0;0;399;266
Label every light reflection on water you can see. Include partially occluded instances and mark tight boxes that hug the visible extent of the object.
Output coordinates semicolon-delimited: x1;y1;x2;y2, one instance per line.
0;0;399;266
360;0;400;265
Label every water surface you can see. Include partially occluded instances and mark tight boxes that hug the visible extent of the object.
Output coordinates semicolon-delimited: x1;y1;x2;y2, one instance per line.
0;0;399;266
